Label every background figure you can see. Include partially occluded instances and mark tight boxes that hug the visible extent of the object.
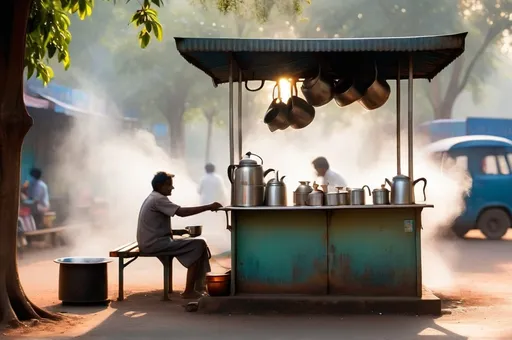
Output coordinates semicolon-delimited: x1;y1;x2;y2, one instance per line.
312;157;347;192
198;163;227;205
24;168;50;229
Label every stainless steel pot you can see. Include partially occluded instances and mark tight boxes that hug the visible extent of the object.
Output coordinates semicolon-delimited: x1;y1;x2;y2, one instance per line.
301;67;334;107
372;185;390;205
227;152;275;207
358;64;391;111
350;185;371;205
287;81;316;129
385;175;427;205
325;192;339;206
265;171;287;206
294;181;313;206
307;183;324;206
336;186;350;205
264;84;290;132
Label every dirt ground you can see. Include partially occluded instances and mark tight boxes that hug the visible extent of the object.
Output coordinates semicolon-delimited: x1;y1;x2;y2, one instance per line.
4;229;512;339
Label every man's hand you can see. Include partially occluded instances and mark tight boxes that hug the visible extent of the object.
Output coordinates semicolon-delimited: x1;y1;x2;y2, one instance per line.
209;202;223;211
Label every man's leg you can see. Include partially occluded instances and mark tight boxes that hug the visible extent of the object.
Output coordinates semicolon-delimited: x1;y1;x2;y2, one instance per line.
181;240;209;299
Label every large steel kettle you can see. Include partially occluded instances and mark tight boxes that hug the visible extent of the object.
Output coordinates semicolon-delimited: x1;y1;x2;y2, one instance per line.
227;152;275;207
385;175;427;205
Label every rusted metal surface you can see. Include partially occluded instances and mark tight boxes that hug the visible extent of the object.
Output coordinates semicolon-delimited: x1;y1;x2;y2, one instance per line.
328;209;419;297
234;210;328;295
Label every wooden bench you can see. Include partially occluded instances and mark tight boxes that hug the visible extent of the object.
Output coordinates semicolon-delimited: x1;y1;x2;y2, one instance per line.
24;225;78;247
109;241;174;301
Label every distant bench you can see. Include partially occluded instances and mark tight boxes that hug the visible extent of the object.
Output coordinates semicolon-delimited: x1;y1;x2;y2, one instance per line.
109;241;175;301
23;224;80;247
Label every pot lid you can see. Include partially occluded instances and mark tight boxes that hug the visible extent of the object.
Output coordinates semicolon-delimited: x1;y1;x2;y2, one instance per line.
239;157;258;166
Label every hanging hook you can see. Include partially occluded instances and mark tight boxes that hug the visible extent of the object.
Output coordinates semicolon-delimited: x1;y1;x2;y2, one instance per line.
245;80;265;92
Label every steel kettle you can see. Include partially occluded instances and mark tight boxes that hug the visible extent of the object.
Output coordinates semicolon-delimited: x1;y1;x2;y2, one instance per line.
385;175;427;205
227;152;275;206
265;171;287;206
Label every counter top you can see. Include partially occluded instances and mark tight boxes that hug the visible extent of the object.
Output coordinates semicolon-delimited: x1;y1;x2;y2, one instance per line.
220;204;434;211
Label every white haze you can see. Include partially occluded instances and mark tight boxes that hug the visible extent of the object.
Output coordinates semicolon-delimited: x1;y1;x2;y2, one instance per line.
51;1;472;290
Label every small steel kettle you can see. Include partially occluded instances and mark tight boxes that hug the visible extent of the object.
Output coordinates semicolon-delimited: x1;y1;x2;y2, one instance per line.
265;171;287;206
385;175;427;205
293;181;313;206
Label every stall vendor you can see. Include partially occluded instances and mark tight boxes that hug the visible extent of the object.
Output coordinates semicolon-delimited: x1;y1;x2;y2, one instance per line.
137;171;222;299
312;157;347;192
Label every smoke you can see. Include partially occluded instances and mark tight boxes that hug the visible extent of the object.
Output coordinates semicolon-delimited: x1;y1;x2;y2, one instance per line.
243;91;472;290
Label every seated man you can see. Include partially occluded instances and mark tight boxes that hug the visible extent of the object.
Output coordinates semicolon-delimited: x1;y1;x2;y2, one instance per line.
137;171;222;299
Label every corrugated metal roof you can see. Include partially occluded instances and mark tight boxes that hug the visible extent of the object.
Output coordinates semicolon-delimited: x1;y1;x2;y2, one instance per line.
174;33;467;85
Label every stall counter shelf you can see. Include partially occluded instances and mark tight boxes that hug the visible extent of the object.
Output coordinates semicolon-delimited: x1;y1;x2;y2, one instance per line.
221;204;433;298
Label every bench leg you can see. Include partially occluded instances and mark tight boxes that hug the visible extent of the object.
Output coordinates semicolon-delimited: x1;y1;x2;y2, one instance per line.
118;257;124;301
163;256;170;301
168;257;173;294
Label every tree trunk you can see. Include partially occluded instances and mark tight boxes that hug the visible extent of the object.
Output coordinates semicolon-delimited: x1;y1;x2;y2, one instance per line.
204;110;214;164
0;0;60;327
166;108;185;160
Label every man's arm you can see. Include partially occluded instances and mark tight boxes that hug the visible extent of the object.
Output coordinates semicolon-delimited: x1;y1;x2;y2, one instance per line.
175;203;219;217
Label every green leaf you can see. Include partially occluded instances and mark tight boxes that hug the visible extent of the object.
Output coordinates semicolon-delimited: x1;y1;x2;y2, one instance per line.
138;30;151;49
151;21;163;41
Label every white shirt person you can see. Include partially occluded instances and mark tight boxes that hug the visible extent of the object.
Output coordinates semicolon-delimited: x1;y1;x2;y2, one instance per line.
312;157;347;192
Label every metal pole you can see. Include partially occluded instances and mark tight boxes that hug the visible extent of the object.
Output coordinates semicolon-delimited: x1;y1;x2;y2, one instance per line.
396;62;401;175
408;53;414;182
238;68;243;161
228;55;234;205
228;55;234;166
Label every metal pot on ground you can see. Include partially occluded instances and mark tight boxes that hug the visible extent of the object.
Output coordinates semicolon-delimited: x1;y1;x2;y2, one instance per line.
206;271;231;296
54;257;112;304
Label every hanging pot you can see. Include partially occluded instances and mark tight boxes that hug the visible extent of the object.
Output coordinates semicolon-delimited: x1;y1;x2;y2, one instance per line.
333;78;364;107
287;81;316;129
264;84;290;132
301;66;334;107
358;62;391;111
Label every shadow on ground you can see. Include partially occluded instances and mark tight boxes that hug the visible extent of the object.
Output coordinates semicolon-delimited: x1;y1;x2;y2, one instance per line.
61;291;470;340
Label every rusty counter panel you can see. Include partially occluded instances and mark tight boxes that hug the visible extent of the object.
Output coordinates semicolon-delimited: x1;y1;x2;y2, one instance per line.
235;210;328;295
328;209;419;297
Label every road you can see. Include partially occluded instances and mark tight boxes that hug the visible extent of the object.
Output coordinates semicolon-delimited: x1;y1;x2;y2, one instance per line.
5;229;512;339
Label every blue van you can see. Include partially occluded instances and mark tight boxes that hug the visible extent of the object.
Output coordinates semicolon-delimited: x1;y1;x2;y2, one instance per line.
425;135;512;240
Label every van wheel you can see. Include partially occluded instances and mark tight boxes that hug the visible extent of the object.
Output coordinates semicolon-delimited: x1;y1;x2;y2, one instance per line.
478;209;510;240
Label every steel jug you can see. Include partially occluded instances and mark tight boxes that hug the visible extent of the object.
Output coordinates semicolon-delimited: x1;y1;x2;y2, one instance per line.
307;182;324;206
227;152;275;207
385;175;427;205
294;181;313;206
265;171;287;206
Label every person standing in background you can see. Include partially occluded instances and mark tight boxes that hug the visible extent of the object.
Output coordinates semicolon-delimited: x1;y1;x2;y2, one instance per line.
22;168;50;229
312;157;347;192
198;163;227;205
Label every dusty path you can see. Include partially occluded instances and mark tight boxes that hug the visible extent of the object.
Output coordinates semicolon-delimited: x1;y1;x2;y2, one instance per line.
4;229;512;339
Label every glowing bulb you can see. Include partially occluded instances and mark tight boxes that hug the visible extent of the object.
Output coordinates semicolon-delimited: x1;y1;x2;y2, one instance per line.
278;78;292;102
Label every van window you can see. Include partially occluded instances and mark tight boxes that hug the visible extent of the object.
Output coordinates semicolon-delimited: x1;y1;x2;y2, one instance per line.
498;155;510;175
440;154;467;172
482;155;499;175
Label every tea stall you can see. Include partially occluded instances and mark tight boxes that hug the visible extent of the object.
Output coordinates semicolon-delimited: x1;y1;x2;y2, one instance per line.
174;33;467;311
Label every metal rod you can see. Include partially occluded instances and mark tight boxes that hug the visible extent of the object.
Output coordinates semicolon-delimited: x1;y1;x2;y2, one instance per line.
228;55;234;206
396;62;401;175
238;68;243;161
408;53;414;182
228;54;234;167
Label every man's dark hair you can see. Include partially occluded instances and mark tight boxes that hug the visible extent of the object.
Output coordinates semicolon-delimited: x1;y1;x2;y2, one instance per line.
30;168;42;180
312;157;329;170
205;163;215;173
151;171;174;191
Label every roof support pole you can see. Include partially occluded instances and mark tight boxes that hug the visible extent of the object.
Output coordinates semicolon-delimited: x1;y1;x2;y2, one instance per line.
237;68;243;161
228;54;235;205
396;61;401;175
407;53;414;193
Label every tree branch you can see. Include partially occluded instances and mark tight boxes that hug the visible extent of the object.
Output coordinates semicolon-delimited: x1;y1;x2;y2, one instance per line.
456;24;505;94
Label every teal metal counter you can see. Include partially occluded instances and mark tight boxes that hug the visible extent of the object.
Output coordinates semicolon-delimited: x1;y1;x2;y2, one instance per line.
222;205;433;298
